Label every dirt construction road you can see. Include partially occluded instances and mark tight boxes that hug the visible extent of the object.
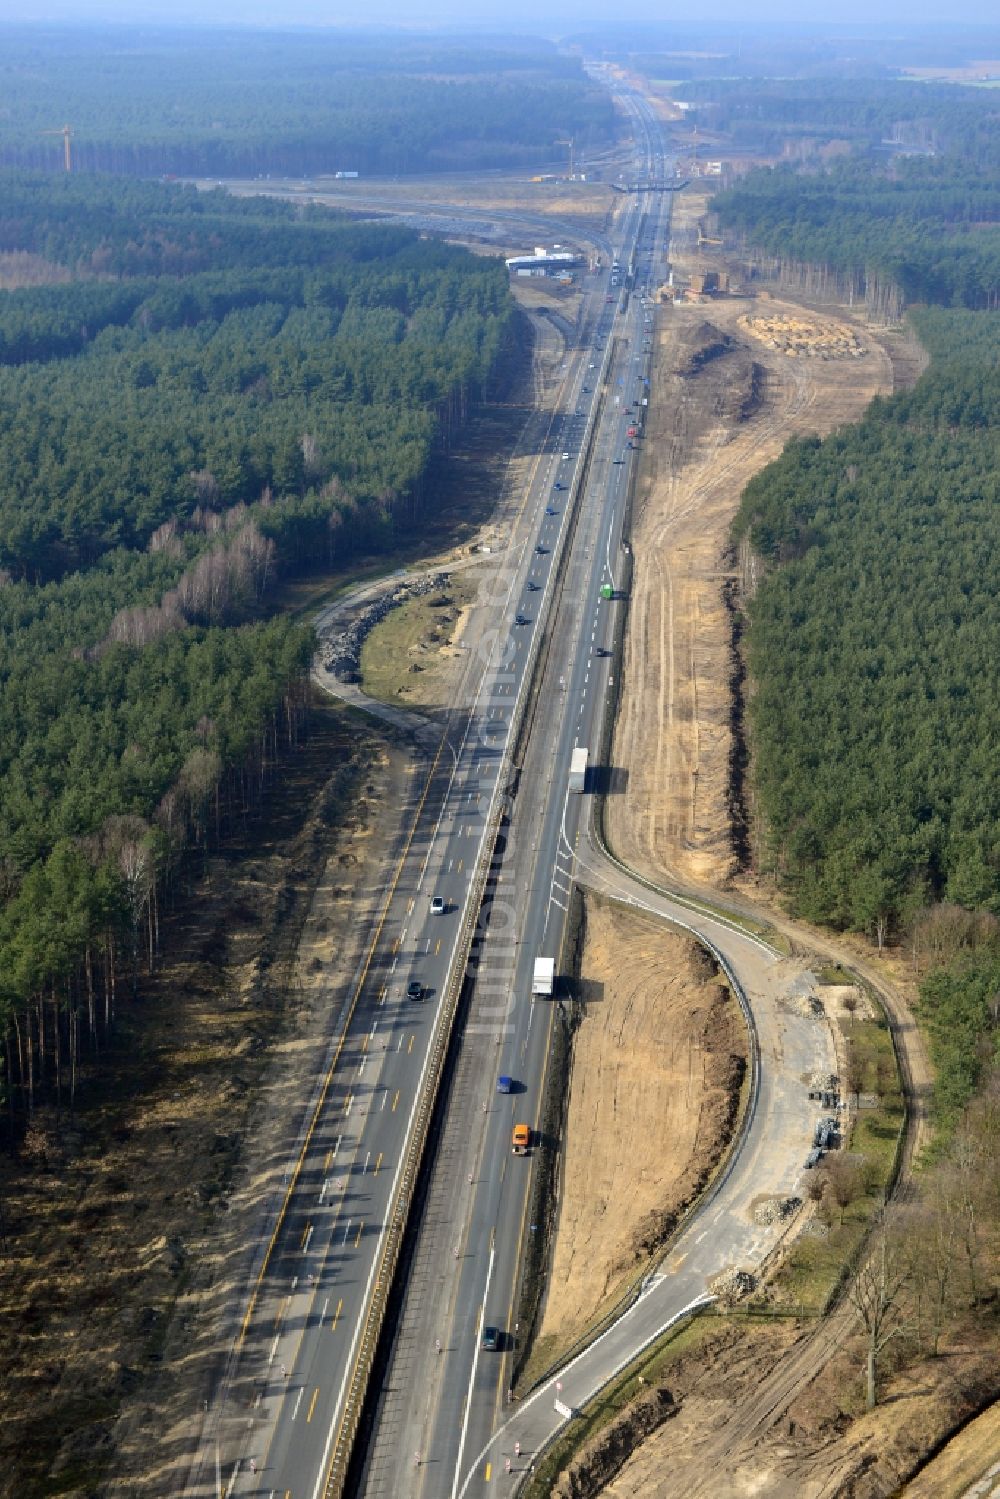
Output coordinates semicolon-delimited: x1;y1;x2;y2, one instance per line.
607;206;896;888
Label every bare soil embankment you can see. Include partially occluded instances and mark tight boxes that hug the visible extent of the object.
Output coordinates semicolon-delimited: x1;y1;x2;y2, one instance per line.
606;185;897;892
604;1313;1000;1499
528;896;746;1378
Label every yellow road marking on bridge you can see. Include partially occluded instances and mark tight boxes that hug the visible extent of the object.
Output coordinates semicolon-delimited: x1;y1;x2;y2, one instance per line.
275;1296;289;1332
392;1089;400;1112
299;1223;311;1251
458;858;464;872
485;1461;492;1481
355;1221;364;1249
331;1297;343;1331
307;1387;320;1423
435;939;442;955
408;1034;415;1054
344;1093;353;1115
374;1152;383;1175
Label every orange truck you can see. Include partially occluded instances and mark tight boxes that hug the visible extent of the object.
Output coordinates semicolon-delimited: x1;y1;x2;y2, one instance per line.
511;1124;531;1155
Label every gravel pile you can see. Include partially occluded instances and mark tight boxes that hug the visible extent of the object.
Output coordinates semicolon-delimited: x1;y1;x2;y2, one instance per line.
320;573;450;681
710;1267;756;1302
754;1196;801;1227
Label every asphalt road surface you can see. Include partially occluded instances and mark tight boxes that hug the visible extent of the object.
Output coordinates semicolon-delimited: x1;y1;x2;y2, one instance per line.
184;77;836;1499
357;85;836;1499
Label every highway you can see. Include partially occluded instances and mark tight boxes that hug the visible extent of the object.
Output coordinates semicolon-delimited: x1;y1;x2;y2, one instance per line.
185;78;837;1499
183;80;667;1499
356;83;836;1499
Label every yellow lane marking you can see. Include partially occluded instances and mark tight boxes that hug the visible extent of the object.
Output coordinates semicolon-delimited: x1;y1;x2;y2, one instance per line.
332;1297;343;1331
392;1089;400;1112
374;1152;383;1175
485;1462;492;1481
307;1387;320;1423
299;1223;311;1251
277;708;451;1499
275;1296;290;1332
355;1221;364;1249
407;897;414;914
324;1149;332;1172
435;939;442;955
458;859;464;872
344;1093;353;1115
408;1035;415;1055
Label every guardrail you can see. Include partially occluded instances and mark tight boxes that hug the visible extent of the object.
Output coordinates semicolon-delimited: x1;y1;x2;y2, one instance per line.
324;771;508;1493
322;284;621;1495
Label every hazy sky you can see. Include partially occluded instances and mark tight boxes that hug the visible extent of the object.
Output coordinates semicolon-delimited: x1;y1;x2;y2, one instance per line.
6;1;1000;29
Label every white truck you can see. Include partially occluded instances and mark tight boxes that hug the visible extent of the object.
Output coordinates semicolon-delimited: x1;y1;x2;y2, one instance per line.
532;957;555;998
569;746;589;793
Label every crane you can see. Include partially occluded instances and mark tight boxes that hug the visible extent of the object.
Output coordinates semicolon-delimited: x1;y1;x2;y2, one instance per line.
41;124;73;172
555;137;575;180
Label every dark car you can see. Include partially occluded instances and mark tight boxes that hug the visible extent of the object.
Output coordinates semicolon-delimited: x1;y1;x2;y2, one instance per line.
481;1324;501;1351
535;543;547;555
554;482;566;490
406;980;423;1001
526;580;540;591
514;613;529;626
545;505;557;516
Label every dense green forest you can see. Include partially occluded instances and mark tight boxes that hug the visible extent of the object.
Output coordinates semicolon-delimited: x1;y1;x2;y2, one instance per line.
698;78;1000;312
0;25;615;177
734;308;1000;1116
0;173;514;1133
713;156;1000;311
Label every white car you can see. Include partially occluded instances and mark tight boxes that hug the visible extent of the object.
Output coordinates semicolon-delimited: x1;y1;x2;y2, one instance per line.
430;895;445;915
562;451;570;461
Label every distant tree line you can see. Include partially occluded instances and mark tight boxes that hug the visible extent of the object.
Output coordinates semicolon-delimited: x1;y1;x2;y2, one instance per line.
0;26;615;179
674;77;1000;164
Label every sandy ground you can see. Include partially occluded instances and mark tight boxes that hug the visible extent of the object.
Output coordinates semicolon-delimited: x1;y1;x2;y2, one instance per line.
605;188;900;891
604;1319;1000;1499
530;897;747;1373
902;1398;1000;1498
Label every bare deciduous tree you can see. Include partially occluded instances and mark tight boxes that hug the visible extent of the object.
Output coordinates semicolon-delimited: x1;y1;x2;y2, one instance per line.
851;1226;908;1410
823;1155;865;1225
